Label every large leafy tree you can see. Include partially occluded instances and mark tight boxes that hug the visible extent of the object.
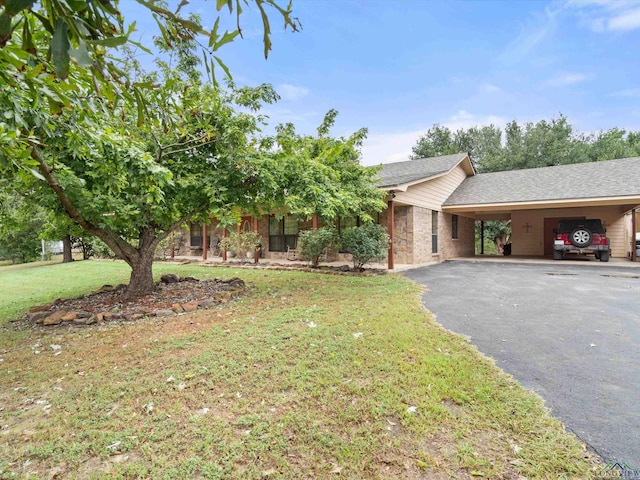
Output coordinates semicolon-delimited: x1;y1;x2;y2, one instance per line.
260;109;387;222
0;1;299;298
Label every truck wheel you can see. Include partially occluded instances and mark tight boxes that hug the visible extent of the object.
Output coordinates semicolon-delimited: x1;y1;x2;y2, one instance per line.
599;250;610;262
570;228;592;247
553;250;564;260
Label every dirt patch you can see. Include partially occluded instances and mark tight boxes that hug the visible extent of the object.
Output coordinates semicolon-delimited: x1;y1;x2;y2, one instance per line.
9;275;247;330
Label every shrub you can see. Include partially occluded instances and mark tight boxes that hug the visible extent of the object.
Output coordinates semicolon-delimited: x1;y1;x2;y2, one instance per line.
340;223;390;270
219;231;262;260
298;227;336;267
92;239;116;259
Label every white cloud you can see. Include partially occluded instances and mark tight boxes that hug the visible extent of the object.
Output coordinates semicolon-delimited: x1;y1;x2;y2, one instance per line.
442;110;508;132
360;111;507;166
482;83;501;94
608;88;640;98
360;130;422;166
565;0;640;32
499;7;560;63
608;7;640;30
544;72;592;87
276;84;309;101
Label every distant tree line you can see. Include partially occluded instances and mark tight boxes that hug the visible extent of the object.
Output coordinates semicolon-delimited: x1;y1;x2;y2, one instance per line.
411;114;640;173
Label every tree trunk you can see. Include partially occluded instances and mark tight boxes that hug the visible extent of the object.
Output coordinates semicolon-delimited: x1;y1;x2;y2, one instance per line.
62;235;73;263
125;249;156;299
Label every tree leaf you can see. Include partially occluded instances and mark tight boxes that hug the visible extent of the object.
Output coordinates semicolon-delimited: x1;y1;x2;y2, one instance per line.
0;13;12;38
85;36;128;47
212;30;239;51
69;40;92;67
51;18;70;79
21;18;36;54
29;168;45;181
214;55;231;81
5;0;36;16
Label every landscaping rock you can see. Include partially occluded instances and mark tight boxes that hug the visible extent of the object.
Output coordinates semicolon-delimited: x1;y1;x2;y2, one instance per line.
29;311;50;323
161;274;180;284
172;303;184;313
29;303;52;314
213;292;232;303
43;310;68;326
155;309;175;317
61;312;79;322
182;302;199;312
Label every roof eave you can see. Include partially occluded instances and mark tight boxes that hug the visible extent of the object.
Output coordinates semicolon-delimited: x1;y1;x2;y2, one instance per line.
379;153;474;192
443;195;640;213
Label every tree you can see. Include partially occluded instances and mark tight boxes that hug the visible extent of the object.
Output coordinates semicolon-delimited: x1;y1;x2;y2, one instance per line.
259;110;387;223
0;1;299;298
0;181;46;263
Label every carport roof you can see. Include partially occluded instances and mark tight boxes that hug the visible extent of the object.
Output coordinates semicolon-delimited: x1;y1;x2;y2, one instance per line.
376;152;472;189
444;156;640;207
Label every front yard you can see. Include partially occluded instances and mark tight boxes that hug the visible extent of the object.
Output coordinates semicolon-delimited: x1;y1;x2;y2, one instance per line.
0;261;598;478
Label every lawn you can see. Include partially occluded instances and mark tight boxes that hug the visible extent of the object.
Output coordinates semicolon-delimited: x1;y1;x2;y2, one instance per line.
0;260;599;479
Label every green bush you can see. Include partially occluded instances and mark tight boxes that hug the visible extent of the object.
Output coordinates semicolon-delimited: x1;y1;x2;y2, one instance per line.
219;231;262;260
298;227;336;267
92;239;116;259
340;223;390;270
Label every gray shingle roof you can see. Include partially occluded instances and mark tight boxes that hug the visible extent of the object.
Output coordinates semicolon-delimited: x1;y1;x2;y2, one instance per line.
444;156;640;206
376;153;468;188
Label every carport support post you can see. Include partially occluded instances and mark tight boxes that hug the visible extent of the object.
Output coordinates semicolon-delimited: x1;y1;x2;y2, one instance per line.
633;209;637;262
202;224;208;260
387;199;395;270
480;220;485;255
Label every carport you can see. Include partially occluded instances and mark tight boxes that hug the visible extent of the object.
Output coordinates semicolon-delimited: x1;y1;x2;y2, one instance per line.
442;157;640;261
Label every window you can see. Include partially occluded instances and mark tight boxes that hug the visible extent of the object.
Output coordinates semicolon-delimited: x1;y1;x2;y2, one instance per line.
452;214;459;239
432;211;439;254
269;215;299;252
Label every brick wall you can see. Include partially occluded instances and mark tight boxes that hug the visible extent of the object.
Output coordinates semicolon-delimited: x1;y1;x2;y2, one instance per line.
438;212;475;259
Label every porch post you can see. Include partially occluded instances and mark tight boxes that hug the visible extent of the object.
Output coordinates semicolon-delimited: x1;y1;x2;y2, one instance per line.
221;227;227;261
312;214;318;230
632;209;637;262
480;220;485;255
253;216;260;264
387;199;395;270
202;223;207;260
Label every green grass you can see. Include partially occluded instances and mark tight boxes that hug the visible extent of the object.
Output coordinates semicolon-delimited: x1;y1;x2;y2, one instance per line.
0;260;599;479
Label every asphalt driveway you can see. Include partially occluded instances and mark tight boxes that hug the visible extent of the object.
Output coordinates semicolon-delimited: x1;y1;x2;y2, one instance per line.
404;260;640;464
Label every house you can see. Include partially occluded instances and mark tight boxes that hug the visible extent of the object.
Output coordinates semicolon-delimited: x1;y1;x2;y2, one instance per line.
188;154;640;267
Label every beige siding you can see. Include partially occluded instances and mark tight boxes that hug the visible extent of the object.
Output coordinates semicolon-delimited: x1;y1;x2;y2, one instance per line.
394;165;468;210
511;207;627;258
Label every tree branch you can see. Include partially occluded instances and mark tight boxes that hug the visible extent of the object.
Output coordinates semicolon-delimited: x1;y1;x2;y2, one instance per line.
30;143;139;264
160;134;218;158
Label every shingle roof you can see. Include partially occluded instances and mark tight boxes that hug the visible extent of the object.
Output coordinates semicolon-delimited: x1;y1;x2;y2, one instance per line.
376;153;469;188
444;156;640;206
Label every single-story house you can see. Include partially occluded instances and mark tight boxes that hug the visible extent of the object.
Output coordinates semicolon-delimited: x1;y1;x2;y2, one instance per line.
187;153;640;267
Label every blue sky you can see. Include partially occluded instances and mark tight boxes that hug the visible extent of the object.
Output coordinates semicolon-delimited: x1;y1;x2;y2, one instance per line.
123;0;640;165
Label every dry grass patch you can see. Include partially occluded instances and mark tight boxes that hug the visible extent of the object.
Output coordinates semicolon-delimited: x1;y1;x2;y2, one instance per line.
0;263;600;479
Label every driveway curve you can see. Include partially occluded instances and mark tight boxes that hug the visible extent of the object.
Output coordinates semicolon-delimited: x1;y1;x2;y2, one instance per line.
404;260;640;464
